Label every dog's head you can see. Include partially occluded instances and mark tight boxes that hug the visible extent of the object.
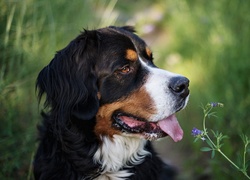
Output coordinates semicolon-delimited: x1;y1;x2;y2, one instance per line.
37;26;189;142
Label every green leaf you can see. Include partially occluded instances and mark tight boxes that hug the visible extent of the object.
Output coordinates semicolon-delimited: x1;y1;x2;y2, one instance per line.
240;134;250;145
201;147;212;152
221;135;228;140
207;112;217;118
218;143;224;149
206;139;214;148
211;130;219;137
193;138;199;143
211;150;215;159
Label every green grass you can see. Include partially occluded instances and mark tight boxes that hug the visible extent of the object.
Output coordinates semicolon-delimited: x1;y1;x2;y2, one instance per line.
0;0;249;179
0;1;103;179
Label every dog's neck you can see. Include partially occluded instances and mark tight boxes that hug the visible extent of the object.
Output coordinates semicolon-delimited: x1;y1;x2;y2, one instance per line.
93;135;150;179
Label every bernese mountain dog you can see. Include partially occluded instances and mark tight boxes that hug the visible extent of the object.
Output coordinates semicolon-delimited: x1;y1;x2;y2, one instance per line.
34;26;189;180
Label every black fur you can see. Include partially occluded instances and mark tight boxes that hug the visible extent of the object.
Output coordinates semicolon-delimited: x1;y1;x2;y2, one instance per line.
34;26;177;180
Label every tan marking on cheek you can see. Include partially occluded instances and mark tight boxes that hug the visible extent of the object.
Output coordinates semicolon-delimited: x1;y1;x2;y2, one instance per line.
94;105;121;138
94;87;156;137
145;47;152;58
125;49;138;61
120;87;156;119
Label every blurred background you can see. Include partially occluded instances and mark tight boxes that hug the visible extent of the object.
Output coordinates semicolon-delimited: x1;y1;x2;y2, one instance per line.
1;0;249;179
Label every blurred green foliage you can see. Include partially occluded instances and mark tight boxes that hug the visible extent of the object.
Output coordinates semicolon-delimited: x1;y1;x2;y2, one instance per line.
0;0;249;179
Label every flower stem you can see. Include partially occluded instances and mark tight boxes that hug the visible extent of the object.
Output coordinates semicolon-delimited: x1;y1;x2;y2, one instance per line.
217;149;241;172
202;106;250;179
218;149;250;179
203;107;216;148
242;138;250;179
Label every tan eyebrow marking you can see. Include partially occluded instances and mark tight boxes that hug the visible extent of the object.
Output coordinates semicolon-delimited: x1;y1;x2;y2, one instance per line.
145;47;152;58
125;49;138;61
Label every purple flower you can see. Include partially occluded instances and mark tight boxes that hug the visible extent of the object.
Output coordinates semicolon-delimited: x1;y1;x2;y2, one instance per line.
192;128;206;141
191;127;202;137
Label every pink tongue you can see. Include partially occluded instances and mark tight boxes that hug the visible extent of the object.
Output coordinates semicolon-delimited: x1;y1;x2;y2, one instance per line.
157;114;183;142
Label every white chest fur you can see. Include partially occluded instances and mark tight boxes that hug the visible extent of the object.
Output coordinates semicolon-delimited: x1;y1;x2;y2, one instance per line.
93;135;150;179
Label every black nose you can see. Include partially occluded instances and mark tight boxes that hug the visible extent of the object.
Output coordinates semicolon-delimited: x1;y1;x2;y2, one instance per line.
169;76;189;98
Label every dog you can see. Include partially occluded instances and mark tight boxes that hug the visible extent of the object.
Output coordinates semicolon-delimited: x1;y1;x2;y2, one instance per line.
34;26;189;180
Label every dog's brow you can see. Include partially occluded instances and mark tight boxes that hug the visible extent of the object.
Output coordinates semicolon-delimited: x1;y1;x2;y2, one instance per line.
125;49;138;62
145;47;152;58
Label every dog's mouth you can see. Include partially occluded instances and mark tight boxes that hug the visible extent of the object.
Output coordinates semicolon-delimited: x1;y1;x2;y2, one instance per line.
112;112;183;141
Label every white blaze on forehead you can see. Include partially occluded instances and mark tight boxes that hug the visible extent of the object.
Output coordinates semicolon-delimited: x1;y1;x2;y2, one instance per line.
139;57;181;122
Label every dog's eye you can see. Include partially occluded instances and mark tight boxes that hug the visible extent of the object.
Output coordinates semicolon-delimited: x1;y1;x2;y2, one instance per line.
119;65;131;74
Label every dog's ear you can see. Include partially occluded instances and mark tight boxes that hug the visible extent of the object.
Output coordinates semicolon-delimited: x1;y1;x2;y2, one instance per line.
36;30;100;121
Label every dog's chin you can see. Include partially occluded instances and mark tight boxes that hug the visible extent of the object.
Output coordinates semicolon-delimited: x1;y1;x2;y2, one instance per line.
112;111;184;142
